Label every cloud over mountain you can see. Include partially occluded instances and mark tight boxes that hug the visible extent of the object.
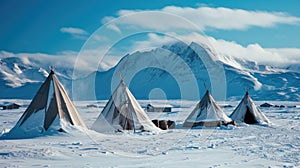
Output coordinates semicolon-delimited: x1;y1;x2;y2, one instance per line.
103;6;300;32
60;27;89;40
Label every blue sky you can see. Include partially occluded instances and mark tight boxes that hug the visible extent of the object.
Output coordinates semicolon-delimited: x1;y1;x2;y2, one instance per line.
1;0;300;67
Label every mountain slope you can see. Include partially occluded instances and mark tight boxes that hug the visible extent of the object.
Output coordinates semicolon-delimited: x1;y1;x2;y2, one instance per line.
0;55;72;99
1;42;300;101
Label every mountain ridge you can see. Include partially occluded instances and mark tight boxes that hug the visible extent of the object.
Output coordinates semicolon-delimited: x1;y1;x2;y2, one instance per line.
1;42;300;101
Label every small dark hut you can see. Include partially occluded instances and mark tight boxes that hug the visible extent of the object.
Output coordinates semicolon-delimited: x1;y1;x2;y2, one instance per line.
146;104;172;112
260;102;274;108
0;103;21;110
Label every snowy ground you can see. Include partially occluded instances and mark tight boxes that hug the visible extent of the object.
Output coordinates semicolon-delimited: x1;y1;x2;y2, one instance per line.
0;99;299;167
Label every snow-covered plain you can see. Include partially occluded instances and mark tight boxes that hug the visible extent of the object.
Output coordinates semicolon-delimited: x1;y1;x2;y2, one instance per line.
0;99;299;167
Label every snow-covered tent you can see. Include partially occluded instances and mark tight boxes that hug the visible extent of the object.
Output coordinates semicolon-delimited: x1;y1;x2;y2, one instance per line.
183;90;232;127
230;91;270;124
1;70;86;139
92;80;160;133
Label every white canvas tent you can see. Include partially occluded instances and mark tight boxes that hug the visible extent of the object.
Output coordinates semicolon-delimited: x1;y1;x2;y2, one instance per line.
183;90;232;127
1;70;86;139
92;80;160;133
230;91;270;124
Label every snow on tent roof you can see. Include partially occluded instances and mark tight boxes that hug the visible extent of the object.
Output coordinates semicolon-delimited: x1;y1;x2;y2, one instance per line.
230;91;270;124
183;90;232;127
0;70;86;139
92;80;160;133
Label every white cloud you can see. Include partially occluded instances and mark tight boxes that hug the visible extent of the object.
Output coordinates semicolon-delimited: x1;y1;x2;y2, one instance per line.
162;6;300;30
130;33;176;52
75;49;122;72
102;6;300;32
193;35;300;67
106;24;121;33
101;16;116;24
266;48;300;64
118;32;300;67
103;10;195;31
92;35;109;42
60;27;89;39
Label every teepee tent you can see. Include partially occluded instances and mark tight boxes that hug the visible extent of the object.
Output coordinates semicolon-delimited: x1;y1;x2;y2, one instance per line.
230;91;270;124
1;70;86;139
92;80;160;133
183;90;232;127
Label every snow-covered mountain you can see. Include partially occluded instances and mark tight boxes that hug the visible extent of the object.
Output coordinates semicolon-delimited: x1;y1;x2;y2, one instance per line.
0;52;73;99
1;42;300;101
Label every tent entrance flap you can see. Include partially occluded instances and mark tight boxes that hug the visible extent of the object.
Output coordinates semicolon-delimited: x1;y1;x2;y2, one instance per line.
230;91;270;124
244;106;258;124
